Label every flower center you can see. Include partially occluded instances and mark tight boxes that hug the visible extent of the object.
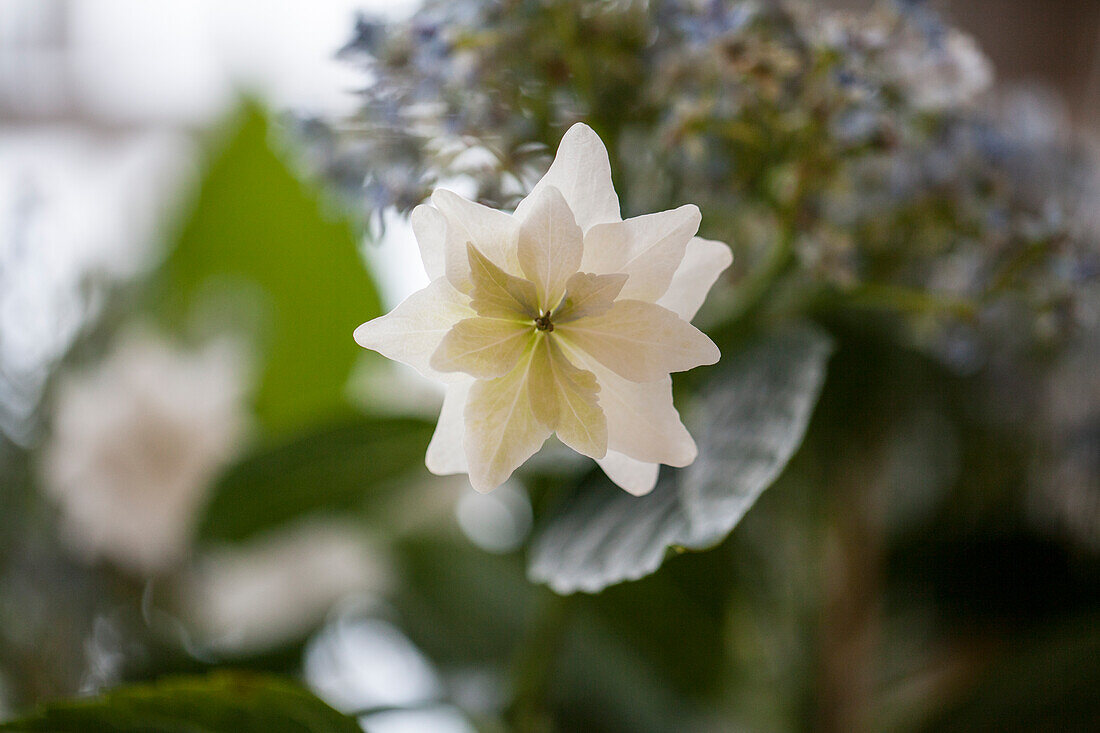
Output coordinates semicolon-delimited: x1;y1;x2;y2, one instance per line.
534;311;554;332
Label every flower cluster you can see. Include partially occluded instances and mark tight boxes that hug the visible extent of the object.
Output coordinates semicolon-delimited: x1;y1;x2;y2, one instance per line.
317;0;1100;540
309;0;1097;362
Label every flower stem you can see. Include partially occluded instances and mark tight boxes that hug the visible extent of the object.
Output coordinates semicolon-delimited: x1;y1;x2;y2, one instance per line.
506;588;571;733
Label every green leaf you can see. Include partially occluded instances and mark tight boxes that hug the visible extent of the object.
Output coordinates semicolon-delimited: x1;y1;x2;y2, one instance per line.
162;101;381;436
0;672;362;733
198;416;435;543
679;323;836;540
528;324;834;594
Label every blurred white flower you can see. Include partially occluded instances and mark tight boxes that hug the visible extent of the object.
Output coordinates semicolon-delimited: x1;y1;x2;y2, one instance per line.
356;123;731;495
183;519;390;655
41;330;248;575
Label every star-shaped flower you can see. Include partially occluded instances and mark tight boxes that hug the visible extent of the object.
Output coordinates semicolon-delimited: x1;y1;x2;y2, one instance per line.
355;124;731;494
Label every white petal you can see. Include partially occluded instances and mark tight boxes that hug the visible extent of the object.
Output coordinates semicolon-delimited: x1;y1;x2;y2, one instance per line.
410;204;446;280
657;237;733;321
514;123;621;232
517;186;584;311
577;219;630;276
464;349;551;492
557;299;720;382
581;205;700;303
431;317;534;379
432;189;521;291
528;336;607;459
560;342;697;467
596;451;660;496
354;279;473;379
426;379;472;475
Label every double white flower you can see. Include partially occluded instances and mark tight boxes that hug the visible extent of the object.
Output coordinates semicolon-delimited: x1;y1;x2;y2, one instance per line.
355;124;730;495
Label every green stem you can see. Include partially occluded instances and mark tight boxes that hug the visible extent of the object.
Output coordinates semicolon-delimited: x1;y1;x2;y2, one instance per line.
727;219;798;324
835;283;978;320
507;589;571;733
725;157;817;325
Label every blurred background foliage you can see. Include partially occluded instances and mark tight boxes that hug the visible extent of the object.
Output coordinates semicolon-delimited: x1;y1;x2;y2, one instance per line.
2;0;1100;732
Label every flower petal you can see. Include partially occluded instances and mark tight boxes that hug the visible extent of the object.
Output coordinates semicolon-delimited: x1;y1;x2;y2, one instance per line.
514;123;621;232
581;205;700;303
528;336;607;459
553;271;628;323
467;243;539;319
426;379;472;475
596;451;660;496
517;186;584;311
464;348;551;492
657;237;733;321
556;299;720;382
432;189;521;291
431;317;534;379
558;340;697;467
353;279;472;379
410;203;446;280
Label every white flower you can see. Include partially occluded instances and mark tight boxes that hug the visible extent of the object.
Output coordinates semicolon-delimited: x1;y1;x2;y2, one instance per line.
182;518;389;655
41;330;248;575
355;124;731;495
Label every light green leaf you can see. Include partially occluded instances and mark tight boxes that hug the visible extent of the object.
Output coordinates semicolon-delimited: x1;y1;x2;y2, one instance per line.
0;672;362;733
529;473;693;594
679;323;835;540
161;101;381;436
528;324;834;594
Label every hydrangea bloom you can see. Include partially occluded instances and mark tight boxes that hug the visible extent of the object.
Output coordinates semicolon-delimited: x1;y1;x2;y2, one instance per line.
41;331;248;574
355;124;730;494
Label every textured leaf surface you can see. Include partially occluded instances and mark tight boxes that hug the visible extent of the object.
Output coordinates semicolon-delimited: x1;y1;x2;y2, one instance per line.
529;474;692;594
529;324;834;593
0;672;362;733
680;324;836;540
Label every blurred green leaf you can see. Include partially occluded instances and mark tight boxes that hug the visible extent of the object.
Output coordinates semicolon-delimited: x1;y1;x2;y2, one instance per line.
390;535;535;667
163;101;381;436
0;672;361;733
528;324;833;593
198;416;434;543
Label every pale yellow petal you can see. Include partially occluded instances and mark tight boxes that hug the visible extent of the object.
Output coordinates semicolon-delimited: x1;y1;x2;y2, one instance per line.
464;348;551;492
556;299;720;382
353;279;473;379
553;271;628;323
528;336;607;459
558;341;697;467
514;123;621;232
431;317;534;379
465;243;538;320
517;186;584;311
657;236;733;321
